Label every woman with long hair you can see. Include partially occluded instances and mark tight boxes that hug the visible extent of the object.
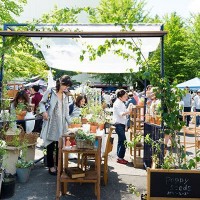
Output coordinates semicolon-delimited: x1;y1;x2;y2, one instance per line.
39;75;72;175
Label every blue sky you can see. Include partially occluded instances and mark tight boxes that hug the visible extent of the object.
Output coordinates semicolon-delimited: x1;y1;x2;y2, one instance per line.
17;0;200;22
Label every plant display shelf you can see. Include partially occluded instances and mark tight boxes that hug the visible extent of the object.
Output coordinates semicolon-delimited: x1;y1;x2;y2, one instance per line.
56;136;102;200
182;112;200;162
130;105;144;168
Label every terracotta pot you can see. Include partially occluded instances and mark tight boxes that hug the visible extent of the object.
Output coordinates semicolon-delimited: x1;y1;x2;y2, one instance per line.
69;124;82;128
90;125;98;133
16;111;27;120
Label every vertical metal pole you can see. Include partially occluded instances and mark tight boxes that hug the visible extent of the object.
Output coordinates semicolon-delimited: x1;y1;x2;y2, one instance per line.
160;25;165;166
0;24;7;113
160;25;165;79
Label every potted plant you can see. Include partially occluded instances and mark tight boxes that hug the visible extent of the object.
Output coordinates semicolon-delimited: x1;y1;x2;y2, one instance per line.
16;159;33;183
88;115;99;133
75;129;95;149
15;141;33;183
0;173;16;199
80;106;90;124
15;102;28;120
69;117;82;128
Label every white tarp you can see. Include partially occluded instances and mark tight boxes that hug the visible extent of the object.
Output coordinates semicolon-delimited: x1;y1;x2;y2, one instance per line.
31;24;162;73
177;77;200;90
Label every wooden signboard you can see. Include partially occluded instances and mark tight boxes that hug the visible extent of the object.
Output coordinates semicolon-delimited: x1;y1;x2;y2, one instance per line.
147;168;200;200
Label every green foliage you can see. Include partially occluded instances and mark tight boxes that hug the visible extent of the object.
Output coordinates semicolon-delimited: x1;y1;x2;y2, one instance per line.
15;103;27;115
147;12;198;84
125;134;143;148
75;129;95;143
0;0;27;23
81;106;90;118
88;115;98;124
16;159;33;168
0;139;7;157
127;184;140;197
88;0;149;23
39;6;83;24
71;117;81;124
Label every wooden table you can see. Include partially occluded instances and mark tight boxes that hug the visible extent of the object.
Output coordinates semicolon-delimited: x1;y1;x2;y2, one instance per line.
56;136;102;200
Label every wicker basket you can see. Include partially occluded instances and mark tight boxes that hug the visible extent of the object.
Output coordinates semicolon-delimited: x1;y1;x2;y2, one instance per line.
76;139;94;149
24;132;39;145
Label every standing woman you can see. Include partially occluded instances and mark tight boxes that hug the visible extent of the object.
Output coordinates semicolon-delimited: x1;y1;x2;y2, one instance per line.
113;89;132;164
39;75;72;175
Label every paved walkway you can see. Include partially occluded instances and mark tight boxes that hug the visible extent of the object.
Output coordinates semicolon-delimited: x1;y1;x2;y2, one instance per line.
9;134;147;200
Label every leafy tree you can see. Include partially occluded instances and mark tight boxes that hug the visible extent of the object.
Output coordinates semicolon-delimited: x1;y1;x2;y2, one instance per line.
147;13;190;83
39;6;81;24
0;0;49;82
88;0;149;23
0;0;27;23
183;14;200;79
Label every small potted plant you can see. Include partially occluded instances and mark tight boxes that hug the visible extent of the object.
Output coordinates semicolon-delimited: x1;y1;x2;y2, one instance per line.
69;117;82;128
80;106;89;124
75;129;95;149
15;103;28;120
16;159;33;183
88;115;99;133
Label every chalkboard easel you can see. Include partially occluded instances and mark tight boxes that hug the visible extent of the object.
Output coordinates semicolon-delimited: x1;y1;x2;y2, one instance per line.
147;168;200;200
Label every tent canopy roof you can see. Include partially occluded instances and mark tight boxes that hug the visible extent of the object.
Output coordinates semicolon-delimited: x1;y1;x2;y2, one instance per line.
1;23;167;73
177;77;200;90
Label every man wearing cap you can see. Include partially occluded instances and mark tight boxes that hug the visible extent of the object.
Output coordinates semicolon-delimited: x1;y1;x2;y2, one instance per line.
194;90;200;127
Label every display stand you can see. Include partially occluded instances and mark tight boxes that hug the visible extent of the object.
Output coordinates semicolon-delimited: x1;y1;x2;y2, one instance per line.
130;105;144;168
56;136;102;200
182;112;200;165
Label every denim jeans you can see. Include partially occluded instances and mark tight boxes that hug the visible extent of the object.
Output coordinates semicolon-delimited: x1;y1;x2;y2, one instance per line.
184;107;191;126
196;109;200;126
115;124;126;159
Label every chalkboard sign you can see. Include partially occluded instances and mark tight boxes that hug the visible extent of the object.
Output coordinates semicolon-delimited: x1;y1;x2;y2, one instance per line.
147;168;200;200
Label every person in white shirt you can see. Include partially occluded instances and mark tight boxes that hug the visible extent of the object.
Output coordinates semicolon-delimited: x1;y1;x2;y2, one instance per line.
103;91;111;108
182;86;192;126
113;89;132;164
194;90;200;126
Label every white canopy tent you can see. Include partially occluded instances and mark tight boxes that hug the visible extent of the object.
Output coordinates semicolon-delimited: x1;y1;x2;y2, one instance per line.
177;77;200;91
31;24;162;73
